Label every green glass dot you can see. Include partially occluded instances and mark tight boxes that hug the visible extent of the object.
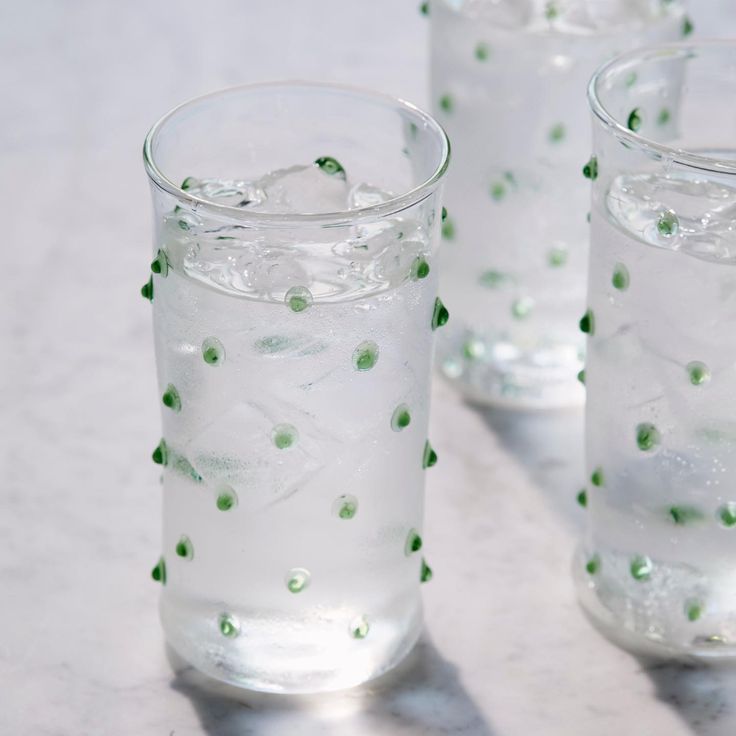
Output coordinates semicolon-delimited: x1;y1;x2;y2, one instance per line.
391;404;411;432
150;249;169;277
586;211;591;223
591;467;604;487
272;423;299;449
423;440;437;469
462;338;485;360
612;263;630;291
669;505;704;525
682;15;693;37
151;556;166;584
352;340;379;371
657;209;679;238
405;529;423;556
175;535;194;560
478;270;507;289
718;503;736;528
350;615;370;639
585;554;600;575
410;256;430;280
162;384;181;412
511;297;534;320
439;94;453;113
286;568;310;593
141;276;154;302
441;206;448;222
177;219;190;231
419;1;429;15
579;309;595;335
685;600;703;622
627;108;642;132
420;557;433;583
333;494;359;520
285;285;313;313
544;2;558;20
636;422;660;452
441;217;455;240
687;361;710;386
218;612;240;638
630;555;652;581
475;42;490;61
314;156;346;180
431;297;449;330
548;123;565;143
657;108;671;126
577;369;586;385
490;182;506;201
548;247;567;267
625;71;638;88
216;488;238;511
152;439;168;466
577;489;588;508
202;337;225;366
582;156;598;180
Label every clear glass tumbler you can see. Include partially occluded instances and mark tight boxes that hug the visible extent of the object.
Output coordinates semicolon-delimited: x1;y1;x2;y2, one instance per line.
142;83;450;692
575;42;736;658
430;0;689;408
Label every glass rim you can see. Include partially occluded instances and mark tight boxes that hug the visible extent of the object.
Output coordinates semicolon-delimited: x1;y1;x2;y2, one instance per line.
142;81;451;227
588;40;736;177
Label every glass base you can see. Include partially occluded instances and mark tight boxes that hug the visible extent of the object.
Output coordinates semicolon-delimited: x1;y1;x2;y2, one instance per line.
573;545;736;662
160;594;423;693
437;332;584;410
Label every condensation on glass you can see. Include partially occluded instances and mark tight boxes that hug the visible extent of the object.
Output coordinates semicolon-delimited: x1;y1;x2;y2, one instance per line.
142;83;450;692
429;0;688;408
575;42;736;659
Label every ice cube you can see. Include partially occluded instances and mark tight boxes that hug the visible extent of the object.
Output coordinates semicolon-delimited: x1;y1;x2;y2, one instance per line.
184;400;329;512
608;173;736;262
348;183;393;209
180;177;266;208
257;164;350;214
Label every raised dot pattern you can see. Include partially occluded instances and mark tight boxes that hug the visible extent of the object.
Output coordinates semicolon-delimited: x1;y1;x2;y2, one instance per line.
352;341;379;371
219;613;240;638
202;337;225;366
175;535;194;560
148;207;442;639
285;286;313;313
333;494;359;520
286;568;310;594
272;423;298;450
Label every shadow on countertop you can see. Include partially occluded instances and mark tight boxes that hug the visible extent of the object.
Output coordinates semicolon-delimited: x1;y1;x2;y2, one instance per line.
482;401;736;735
640;659;736;736
476;403;586;532
168;636;495;736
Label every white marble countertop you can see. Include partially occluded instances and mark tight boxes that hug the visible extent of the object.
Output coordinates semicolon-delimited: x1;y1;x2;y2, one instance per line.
3;1;736;734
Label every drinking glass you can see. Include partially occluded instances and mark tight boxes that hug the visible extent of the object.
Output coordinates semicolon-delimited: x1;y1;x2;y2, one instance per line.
142;82;450;691
575;42;736;658
430;0;689;408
